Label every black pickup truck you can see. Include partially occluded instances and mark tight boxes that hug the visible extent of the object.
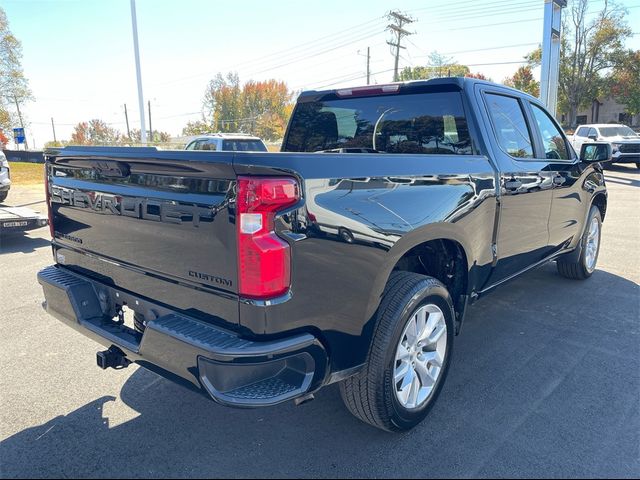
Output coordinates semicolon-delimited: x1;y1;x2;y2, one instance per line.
38;78;610;431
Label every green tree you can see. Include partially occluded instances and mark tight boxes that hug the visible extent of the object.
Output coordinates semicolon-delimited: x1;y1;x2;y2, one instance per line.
504;66;540;97
182;120;211;136
0;7;32;141
70;119;121;145
609;50;640;115
398;51;470;81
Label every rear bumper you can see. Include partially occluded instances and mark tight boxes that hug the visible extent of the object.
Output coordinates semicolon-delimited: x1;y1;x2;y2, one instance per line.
37;265;328;407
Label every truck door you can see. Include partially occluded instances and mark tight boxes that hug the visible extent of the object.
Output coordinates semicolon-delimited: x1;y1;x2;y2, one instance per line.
527;101;584;252
480;90;555;283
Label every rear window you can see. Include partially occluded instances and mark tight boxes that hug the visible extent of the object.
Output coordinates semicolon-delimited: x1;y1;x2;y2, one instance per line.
283;92;473;155
222;140;268;152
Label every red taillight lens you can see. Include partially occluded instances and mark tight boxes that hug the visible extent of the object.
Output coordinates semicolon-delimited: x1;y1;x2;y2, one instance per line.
236;176;299;299
44;165;54;238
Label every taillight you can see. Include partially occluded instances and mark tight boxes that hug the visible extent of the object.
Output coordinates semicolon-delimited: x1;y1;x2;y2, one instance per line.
236;176;299;299
44;165;54;238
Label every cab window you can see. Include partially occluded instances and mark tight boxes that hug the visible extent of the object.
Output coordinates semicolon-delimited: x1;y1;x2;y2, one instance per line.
485;93;534;158
530;104;570;160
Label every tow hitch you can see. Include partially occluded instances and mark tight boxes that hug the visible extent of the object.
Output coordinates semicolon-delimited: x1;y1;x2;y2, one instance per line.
96;346;131;370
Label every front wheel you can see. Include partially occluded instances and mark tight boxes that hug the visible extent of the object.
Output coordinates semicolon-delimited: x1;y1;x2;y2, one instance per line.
0;191;7;203
339;271;455;432
557;205;602;279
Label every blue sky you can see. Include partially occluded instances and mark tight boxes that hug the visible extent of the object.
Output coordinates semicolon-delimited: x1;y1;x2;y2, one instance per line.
3;0;639;146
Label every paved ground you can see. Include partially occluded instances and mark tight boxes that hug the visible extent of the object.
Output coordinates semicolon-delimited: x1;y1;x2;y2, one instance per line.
1;166;639;478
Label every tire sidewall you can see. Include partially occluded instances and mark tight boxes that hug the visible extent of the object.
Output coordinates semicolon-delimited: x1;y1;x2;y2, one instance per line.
382;283;455;430
581;206;602;276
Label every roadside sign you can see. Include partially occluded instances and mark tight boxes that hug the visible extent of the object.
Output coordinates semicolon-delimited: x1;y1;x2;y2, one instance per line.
13;128;25;144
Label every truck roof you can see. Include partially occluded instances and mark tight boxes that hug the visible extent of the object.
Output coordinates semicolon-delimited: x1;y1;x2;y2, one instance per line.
298;76;536;102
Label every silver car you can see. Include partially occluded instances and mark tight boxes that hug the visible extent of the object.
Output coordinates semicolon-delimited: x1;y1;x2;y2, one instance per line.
572;124;640;169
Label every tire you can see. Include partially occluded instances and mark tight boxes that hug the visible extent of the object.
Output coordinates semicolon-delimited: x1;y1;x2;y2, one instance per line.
339;271;455;432
557;205;602;280
133;312;146;333
0;191;7;203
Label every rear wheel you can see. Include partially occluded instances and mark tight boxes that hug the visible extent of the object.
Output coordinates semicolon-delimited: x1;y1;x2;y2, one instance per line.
0;191;7;203
557;205;602;280
339;271;455;432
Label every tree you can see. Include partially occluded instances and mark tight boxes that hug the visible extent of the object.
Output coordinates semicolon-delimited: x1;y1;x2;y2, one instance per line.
398;51;470;81
198;73;294;141
126;128;171;144
504;66;540;97
182;120;211;136
465;72;490;81
0;7;31;141
609;50;640;115
0;128;8;147
526;0;632;126
70;119;121;145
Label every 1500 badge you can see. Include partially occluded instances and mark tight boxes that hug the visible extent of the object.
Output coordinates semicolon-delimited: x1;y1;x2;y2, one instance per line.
51;187;215;227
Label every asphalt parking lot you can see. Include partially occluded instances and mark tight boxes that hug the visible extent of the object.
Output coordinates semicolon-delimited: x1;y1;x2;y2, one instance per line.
1;166;638;479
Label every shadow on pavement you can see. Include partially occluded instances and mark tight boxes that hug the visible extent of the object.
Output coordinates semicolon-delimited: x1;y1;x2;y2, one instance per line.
1;264;638;478
0;230;50;254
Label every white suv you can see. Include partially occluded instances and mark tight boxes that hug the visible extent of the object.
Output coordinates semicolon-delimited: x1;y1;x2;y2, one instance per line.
571;124;640;169
185;133;268;152
0;151;10;203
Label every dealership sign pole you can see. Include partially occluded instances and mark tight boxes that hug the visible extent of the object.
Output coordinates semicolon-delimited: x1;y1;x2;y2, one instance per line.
540;0;566;117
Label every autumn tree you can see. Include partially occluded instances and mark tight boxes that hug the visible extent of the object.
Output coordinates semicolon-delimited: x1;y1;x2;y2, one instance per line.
527;0;631;125
504;66;540;97
198;73;294;141
609;50;640;115
0;7;32;142
70;119;121;145
465;72;490;81
0;128;8;147
126;128;171;144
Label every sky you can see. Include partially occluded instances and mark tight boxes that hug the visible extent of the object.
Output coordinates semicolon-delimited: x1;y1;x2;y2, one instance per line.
3;0;640;147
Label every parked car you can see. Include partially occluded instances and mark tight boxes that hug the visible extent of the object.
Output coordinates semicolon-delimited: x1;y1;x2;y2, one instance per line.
0;150;10;203
571;124;640;168
38;78;611;432
184;133;268;152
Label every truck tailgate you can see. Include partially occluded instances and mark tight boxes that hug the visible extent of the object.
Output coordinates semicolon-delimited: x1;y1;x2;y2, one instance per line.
47;149;238;301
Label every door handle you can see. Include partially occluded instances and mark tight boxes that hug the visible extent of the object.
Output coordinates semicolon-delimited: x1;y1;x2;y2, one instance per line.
504;179;522;191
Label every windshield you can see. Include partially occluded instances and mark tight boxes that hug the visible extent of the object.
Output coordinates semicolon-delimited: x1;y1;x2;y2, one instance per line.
598;126;638;137
222;140;267;151
283;91;472;155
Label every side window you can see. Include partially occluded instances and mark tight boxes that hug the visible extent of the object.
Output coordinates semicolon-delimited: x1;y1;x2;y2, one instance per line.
530;104;570;160
588;128;598;138
485;93;534;158
185;141;197;150
576;127;588;137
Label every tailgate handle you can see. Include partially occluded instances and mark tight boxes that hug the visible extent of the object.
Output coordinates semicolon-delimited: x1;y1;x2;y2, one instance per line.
94;161;130;178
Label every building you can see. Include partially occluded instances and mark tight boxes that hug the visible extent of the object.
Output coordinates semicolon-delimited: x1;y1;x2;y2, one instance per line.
564;96;640;127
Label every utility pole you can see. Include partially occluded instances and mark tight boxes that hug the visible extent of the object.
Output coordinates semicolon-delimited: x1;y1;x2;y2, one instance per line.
367;46;370;85
540;0;566;117
13;95;28;149
51;117;57;143
148;100;152;142
124;104;131;139
386;11;414;82
130;0;147;144
357;47;371;85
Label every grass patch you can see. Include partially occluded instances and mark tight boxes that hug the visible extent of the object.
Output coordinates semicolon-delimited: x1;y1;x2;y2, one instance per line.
9;162;45;185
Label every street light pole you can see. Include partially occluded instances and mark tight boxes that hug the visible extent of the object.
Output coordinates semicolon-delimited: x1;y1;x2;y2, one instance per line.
130;0;147;144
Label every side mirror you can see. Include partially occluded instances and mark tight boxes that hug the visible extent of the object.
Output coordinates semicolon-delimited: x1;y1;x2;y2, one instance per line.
587;134;598;141
580;142;612;163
